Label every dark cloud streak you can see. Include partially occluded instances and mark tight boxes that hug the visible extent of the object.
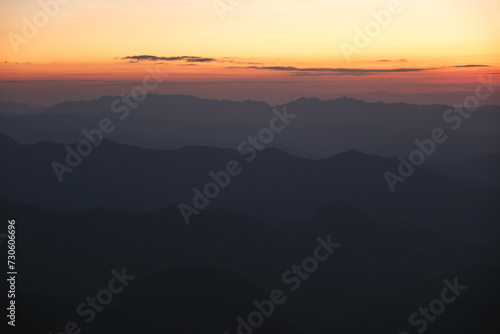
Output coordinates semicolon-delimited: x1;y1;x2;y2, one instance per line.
453;64;490;68
121;55;216;63
120;55;260;65
232;66;435;75
377;59;408;63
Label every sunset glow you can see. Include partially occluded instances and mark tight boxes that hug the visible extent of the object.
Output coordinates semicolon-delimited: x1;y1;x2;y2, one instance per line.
1;0;499;105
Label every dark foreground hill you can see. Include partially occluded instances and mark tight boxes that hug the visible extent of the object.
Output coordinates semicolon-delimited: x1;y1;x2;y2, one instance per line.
0;199;498;334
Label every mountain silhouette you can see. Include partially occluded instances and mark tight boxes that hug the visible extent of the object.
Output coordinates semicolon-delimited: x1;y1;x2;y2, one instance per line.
1;199;498;333
1;134;498;243
2;95;500;161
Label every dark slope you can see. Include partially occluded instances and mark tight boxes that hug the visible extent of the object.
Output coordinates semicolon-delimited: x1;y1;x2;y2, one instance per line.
1;135;499;242
1;199;498;333
426;153;500;189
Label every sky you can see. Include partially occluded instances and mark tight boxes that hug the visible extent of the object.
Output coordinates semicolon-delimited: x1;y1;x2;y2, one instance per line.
0;0;499;106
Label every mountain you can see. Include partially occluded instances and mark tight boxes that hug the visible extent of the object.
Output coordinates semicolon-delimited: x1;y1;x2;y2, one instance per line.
1;94;498;333
25;94;500;136
342;90;500;107
0;101;46;115
1;135;499;243
426;153;500;189
2;94;500;162
1;199;498;334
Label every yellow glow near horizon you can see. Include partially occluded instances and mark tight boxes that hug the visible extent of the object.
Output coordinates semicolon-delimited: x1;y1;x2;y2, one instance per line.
0;0;499;107
0;0;498;63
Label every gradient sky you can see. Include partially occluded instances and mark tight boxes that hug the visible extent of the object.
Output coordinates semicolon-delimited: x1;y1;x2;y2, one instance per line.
1;0;499;106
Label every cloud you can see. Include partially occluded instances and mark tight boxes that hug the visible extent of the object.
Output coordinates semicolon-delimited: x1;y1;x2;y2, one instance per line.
119;56;488;76
121;55;216;63
119;55;261;65
233;65;434;75
377;59;408;63
1;61;33;65
452;64;490;68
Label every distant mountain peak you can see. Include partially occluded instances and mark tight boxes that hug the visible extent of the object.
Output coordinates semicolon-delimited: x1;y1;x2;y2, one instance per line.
338;148;365;156
332;96;365;103
294;97;322;103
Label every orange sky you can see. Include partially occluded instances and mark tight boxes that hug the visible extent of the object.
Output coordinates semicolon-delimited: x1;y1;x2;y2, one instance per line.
0;0;499;106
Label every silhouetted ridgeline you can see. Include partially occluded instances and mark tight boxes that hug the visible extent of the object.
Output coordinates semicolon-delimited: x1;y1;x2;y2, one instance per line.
1;96;500;161
1;95;499;333
1;134;499;243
